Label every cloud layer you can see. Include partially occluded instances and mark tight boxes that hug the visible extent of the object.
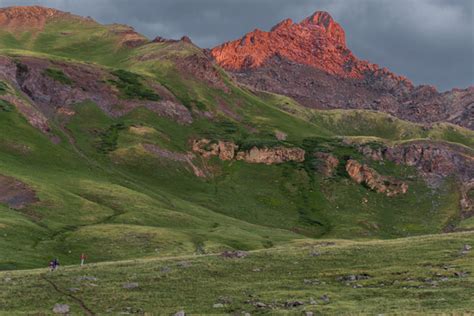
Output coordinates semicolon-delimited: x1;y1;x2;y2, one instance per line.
0;0;472;90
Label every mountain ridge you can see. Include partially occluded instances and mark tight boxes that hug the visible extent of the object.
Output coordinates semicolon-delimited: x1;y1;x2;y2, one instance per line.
211;11;473;129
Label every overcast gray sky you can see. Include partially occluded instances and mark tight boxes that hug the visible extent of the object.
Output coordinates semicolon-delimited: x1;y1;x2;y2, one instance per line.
0;0;472;91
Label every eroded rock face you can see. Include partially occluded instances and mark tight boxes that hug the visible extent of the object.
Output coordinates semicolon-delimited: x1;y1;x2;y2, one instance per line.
174;53;230;93
236;146;305;165
357;142;474;185
0;56;192;124
357;141;474;213
192;139;305;165
0;95;50;133
346;160;408;196
314;152;339;177
0;174;39;209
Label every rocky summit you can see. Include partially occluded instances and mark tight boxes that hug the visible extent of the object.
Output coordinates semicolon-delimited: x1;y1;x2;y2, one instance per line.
0;5;473;315
211;11;473;129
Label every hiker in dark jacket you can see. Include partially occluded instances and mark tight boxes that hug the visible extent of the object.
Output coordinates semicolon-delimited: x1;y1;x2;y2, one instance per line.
53;258;60;270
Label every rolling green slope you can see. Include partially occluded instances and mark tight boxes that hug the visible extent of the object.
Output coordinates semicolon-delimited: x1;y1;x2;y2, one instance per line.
1;231;473;314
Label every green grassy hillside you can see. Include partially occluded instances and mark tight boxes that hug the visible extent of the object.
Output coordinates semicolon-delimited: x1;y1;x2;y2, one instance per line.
1;231;472;314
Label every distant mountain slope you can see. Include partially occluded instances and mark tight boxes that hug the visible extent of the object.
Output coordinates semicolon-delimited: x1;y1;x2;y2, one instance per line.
211;11;473;129
0;6;472;272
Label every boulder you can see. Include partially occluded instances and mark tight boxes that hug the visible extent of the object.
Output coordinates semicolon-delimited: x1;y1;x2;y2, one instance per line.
52;304;70;314
346;160;408;196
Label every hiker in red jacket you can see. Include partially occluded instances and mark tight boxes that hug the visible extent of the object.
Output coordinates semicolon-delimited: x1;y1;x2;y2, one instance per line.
80;253;87;266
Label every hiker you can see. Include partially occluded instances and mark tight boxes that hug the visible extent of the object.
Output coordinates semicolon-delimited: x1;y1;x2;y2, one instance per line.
53;258;60;270
80;253;87;266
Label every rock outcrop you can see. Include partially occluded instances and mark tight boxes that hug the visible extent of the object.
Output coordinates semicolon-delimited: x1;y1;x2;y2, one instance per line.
346;160;408;197
236;146;305;165
356;141;474;213
192;139;305;164
314;152;339;177
192;139;238;161
357;142;473;185
211;11;473;129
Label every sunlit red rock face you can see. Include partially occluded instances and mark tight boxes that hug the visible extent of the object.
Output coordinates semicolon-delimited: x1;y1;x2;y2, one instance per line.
211;11;473;130
211;11;410;83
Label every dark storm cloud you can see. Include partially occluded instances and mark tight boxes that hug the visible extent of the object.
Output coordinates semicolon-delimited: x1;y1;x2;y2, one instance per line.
0;0;472;90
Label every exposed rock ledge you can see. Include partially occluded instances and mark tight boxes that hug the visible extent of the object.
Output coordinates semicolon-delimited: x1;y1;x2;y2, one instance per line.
346;160;408;197
356;141;474;216
192;139;305;165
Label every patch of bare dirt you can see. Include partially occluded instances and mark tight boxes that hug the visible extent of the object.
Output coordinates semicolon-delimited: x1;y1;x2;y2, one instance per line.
0;174;39;209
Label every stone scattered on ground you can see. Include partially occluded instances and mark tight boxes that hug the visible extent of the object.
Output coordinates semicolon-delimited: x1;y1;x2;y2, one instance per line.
52;303;70;314
461;244;472;255
122;282;139;289
305;312;314;316
217;296;233;304
177;261;192;268
174;311;185;316
77;276;97;281
4;277;11;283
254;302;267;308
121;307;143;314
309;297;317;305
303;279;322;285
213;303;224;308
336;273;371;282
160;266;172;273
284;301;304;308
220;250;249;259
454;271;469;278
68;287;80;292
320;295;330;304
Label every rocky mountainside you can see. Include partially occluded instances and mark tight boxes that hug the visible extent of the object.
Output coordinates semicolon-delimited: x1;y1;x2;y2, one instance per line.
211;11;473;129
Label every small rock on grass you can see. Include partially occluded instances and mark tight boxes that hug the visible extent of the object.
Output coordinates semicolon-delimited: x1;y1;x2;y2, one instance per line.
285;301;304;307
53;303;70;314
320;294;330;303
77;276;97;281
461;244;472;254
174;311;185;316
122;282;139;289
213;303;224;308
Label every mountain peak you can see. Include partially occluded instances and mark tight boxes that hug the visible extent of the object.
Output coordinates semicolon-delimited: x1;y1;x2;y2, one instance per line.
301;11;346;47
304;11;334;27
211;11;357;76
